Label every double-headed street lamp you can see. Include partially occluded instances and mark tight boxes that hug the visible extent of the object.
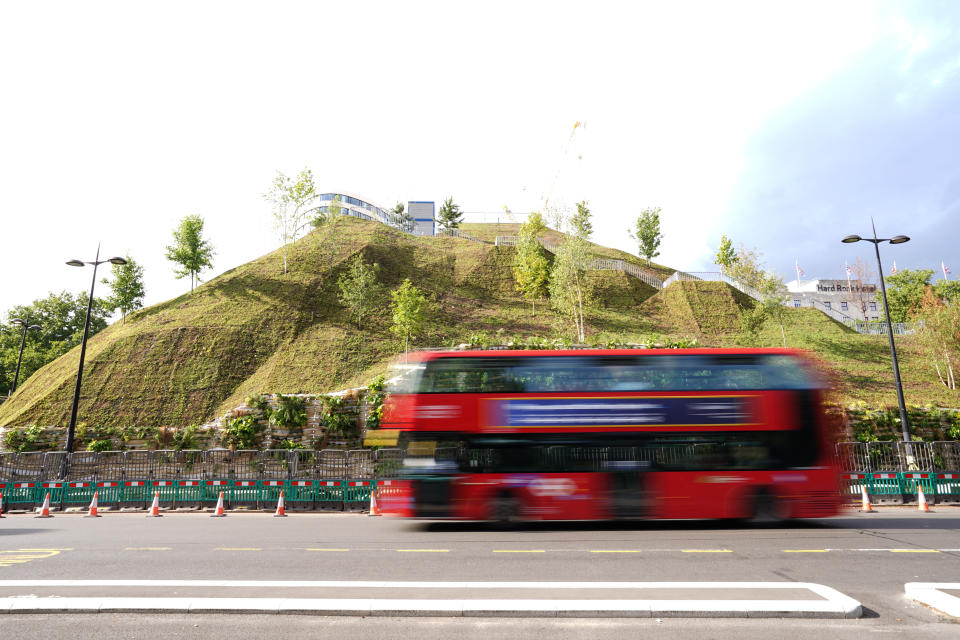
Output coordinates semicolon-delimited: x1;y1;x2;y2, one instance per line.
65;245;127;455
841;221;912;455
9;318;41;394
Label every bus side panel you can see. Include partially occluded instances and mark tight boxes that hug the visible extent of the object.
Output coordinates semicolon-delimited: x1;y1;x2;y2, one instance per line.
450;473;609;521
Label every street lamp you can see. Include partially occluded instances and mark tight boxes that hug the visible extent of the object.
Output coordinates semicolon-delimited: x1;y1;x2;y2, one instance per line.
9;318;41;394
64;244;127;455
841;221;912;456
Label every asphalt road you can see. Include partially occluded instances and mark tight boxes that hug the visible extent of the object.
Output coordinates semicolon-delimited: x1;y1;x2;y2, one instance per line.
2;508;959;637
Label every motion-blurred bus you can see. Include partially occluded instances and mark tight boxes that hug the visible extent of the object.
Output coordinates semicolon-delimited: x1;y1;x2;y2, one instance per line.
379;348;840;522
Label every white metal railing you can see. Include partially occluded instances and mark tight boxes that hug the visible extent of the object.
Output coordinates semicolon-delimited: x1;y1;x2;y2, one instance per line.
436;227;487;243
662;271;766;302
495;236;665;289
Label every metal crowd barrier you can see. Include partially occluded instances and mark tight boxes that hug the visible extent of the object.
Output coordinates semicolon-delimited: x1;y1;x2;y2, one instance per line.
0;449;403;512
837;442;960;504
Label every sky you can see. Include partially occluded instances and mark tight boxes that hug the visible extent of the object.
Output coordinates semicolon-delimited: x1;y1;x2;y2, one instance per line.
1;0;958;321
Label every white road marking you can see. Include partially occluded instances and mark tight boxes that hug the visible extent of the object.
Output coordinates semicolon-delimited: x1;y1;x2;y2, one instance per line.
0;581;863;618
905;583;960;618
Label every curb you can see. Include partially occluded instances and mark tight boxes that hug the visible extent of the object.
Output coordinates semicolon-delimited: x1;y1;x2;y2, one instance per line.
905;583;960;618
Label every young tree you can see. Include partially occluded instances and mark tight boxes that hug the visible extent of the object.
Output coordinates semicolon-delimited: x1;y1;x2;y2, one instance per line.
629;206;663;265
436;196;463;230
549;203;593;342
337;254;385;329
512;211;550;314
390;279;430;357
714;235;737;274
101;255;145;324
392;202;414;233
760;272;790;347
880;269;934;322
843;257;877;319
165;215;215;293
916;288;959;390
263;168;320;274
725;244;768;291
311;195;345;268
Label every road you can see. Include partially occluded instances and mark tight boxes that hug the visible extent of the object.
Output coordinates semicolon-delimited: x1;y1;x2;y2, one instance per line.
2;507;959;638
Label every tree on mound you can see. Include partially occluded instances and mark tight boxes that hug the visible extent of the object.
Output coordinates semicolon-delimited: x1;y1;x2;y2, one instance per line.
263;168;320;274
437;197;463;230
337;255;385;329
630;206;662;265
513;212;550;315
101;255;145;325
549;201;594;342
390;279;430;357
165;215;215;293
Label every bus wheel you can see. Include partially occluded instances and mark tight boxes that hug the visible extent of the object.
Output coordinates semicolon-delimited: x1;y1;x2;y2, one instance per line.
748;489;786;525
490;494;522;527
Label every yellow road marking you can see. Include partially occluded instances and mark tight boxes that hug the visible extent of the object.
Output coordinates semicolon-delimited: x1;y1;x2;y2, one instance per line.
492;550;546;553
124;547;171;551
0;548;68;567
16;548;73;552
215;547;262;551
306;548;350;552
590;550;642;553
889;549;940;553
782;550;829;553
681;549;733;553
396;549;450;553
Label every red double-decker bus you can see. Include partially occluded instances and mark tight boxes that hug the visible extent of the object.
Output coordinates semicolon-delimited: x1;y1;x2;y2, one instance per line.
380;348;840;522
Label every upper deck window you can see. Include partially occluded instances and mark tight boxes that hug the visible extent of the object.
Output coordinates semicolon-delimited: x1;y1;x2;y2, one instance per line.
411;354;818;394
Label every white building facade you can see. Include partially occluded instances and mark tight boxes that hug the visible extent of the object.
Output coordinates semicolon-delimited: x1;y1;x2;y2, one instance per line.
786;278;884;322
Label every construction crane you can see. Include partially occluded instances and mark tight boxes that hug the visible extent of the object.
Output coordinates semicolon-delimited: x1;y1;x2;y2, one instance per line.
542;120;585;210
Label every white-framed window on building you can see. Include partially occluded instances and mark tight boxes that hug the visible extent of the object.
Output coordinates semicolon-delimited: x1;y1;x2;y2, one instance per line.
824;301;831;310
793;300;801;308
841;302;848;311
869;302;877;311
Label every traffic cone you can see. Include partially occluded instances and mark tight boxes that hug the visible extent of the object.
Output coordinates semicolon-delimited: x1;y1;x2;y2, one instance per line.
84;491;102;518
210;491;226;517
146;491;162;517
918;485;932;512
0;491;5;518
273;490;287;518
860;485;874;513
368;490;380;516
34;492;53;518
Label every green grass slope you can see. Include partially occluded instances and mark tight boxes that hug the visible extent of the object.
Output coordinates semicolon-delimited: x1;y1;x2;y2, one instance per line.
1;218;955;430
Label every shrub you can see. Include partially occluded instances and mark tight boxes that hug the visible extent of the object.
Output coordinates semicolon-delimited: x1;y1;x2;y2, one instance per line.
86;439;115;452
171;425;200;451
221;415;264;450
270;394;307;430
321;396;358;438
3;424;55;453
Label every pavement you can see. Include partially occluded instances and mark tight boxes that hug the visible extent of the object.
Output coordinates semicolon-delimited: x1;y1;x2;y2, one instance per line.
1;507;959;636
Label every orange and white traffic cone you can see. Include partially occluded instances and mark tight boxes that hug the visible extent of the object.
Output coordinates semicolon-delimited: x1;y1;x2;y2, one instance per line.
84;491;102;518
860;485;874;513
918;485;932;512
368;490;380;516
210;491;226;517
146;491;162;517
274;490;287;518
34;492;53;518
0;491;5;518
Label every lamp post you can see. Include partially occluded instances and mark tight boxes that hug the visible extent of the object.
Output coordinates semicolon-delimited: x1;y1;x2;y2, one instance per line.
65;245;127;455
841;221;912;458
9;319;42;394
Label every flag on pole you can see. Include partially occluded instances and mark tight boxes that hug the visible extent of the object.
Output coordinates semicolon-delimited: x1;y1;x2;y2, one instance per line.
795;259;805;282
845;262;852;275
943;261;951;280
891;261;897;275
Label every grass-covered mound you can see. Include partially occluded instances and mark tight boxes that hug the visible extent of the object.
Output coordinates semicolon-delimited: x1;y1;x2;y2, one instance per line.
1;217;955;430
